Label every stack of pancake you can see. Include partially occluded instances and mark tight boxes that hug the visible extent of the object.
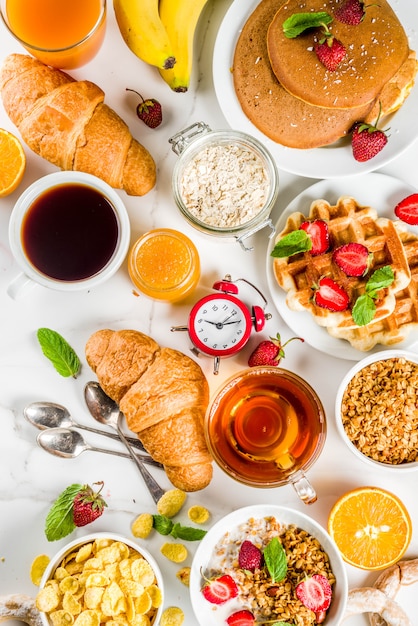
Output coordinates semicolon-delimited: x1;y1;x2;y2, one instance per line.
272;196;418;350
232;0;417;149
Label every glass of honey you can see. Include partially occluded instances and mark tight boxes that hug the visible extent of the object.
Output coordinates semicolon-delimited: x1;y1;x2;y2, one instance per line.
128;229;200;302
205;367;326;504
0;0;106;69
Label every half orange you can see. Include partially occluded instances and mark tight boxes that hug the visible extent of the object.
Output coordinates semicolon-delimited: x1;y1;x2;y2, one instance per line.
0;128;26;197
328;486;412;571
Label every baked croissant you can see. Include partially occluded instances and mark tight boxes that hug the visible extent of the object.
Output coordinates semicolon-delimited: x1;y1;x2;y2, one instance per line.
85;329;213;492
0;54;156;196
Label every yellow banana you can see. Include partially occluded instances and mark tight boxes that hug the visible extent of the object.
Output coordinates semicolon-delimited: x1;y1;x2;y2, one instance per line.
158;0;210;92
113;0;176;70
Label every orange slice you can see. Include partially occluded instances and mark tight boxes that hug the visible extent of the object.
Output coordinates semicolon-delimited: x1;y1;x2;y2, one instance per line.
328;486;412;571
0;128;26;197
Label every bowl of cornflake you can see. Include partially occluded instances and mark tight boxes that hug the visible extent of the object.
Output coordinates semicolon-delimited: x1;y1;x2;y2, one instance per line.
335;349;418;472
189;504;347;626
36;533;164;626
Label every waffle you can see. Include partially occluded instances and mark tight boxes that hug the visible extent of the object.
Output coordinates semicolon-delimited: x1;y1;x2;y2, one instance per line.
328;223;418;350
272;196;411;331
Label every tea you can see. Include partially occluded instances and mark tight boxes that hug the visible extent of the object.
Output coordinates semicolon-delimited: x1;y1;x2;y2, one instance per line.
21;183;119;282
4;0;105;68
206;369;326;487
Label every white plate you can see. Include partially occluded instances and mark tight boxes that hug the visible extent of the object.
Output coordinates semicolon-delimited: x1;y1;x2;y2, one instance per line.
189;504;347;626
265;173;418;360
213;0;418;179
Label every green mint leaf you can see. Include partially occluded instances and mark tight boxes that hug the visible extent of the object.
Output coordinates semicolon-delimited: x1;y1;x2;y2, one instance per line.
352;293;376;326
152;514;174;536
263;537;287;583
282;11;332;38
170;523;207;541
271;230;312;258
365;265;394;297
37;328;81;378
45;483;82;541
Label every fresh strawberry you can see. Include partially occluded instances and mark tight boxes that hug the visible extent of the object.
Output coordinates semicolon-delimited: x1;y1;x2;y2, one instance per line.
332;242;371;276
238;540;263;571
72;482;107;527
313;277;349;311
126;88;162;128
201;574;238;605
299;219;329;255
335;0;366;25
314;28;346;71
295;574;332;612
248;333;304;367
394;193;418;225
226;610;255;626
351;120;388;162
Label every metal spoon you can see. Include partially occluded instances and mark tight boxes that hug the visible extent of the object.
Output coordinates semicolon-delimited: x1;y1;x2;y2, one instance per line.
37;427;162;467
24;401;148;452
84;381;165;503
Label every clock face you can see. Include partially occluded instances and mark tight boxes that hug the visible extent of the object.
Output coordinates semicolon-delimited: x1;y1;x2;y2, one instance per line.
188;293;252;356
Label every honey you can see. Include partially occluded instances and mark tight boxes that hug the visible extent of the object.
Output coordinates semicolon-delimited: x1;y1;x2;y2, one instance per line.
205;367;326;487
128;229;200;302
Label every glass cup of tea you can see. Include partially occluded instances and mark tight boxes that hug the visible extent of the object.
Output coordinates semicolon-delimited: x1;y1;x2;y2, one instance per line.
0;0;106;69
205;367;326;504
7;171;130;299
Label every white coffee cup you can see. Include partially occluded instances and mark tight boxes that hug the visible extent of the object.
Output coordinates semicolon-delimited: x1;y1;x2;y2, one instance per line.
8;171;131;298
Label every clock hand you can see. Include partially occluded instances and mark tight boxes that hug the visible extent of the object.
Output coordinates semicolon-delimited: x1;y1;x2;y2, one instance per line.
222;320;242;325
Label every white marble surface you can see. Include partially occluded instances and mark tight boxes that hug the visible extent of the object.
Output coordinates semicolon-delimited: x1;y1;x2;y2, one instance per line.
1;2;418;624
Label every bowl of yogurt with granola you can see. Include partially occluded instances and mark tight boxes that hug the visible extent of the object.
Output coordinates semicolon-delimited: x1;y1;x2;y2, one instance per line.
190;505;347;626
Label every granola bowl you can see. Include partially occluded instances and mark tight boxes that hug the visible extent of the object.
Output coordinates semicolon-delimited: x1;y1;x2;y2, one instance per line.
335;349;418;472
169;122;279;251
189;504;348;626
36;532;164;626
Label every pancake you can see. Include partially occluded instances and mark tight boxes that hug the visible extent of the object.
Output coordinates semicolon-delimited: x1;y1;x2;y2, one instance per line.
232;0;374;149
267;0;410;110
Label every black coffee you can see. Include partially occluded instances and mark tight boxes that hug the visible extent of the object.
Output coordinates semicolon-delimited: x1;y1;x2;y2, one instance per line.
22;183;119;281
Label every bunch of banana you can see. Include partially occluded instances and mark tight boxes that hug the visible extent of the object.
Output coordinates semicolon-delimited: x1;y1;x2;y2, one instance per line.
113;0;210;92
158;0;210;92
113;0;176;70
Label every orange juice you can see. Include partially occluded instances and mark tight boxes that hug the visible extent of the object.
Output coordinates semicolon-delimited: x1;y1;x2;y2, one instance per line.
4;0;106;68
205;367;326;487
128;229;200;302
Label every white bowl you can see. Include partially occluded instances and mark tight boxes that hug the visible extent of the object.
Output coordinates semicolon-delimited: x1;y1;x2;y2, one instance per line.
335;349;418;472
189;504;348;626
39;532;164;626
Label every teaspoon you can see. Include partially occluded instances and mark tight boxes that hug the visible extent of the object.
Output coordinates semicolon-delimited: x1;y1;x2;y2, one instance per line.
84;381;166;503
24;401;148;452
37;427;161;467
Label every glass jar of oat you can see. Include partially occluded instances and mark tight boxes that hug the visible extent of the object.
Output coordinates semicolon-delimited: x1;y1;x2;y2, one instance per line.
169;122;279;251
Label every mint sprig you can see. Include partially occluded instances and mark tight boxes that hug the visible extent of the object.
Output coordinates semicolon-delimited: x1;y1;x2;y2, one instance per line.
352;265;395;326
282;11;332;38
37;328;81;378
153;514;207;541
271;230;312;258
45;483;82;541
263;537;287;583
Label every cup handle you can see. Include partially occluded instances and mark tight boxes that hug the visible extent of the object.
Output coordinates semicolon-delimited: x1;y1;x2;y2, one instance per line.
7;272;36;299
290;471;317;505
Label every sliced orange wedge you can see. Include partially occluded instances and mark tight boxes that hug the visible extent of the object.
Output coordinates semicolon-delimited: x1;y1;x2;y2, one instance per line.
328;486;412;571
0;128;26;197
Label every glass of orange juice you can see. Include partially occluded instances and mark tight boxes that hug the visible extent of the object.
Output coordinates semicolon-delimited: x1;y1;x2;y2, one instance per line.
0;0;106;69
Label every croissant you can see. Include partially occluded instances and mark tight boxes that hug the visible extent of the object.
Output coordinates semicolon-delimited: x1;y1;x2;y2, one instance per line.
85;329;213;492
0;54;156;196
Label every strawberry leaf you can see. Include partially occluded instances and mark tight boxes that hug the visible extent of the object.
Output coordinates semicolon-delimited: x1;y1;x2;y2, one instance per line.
271;230;312;257
45;483;82;541
37;328;81;378
282;11;332;38
263;537;287;583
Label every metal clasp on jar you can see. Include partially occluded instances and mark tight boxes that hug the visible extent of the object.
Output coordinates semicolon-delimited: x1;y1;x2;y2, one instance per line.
236;217;276;252
169;121;212;156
